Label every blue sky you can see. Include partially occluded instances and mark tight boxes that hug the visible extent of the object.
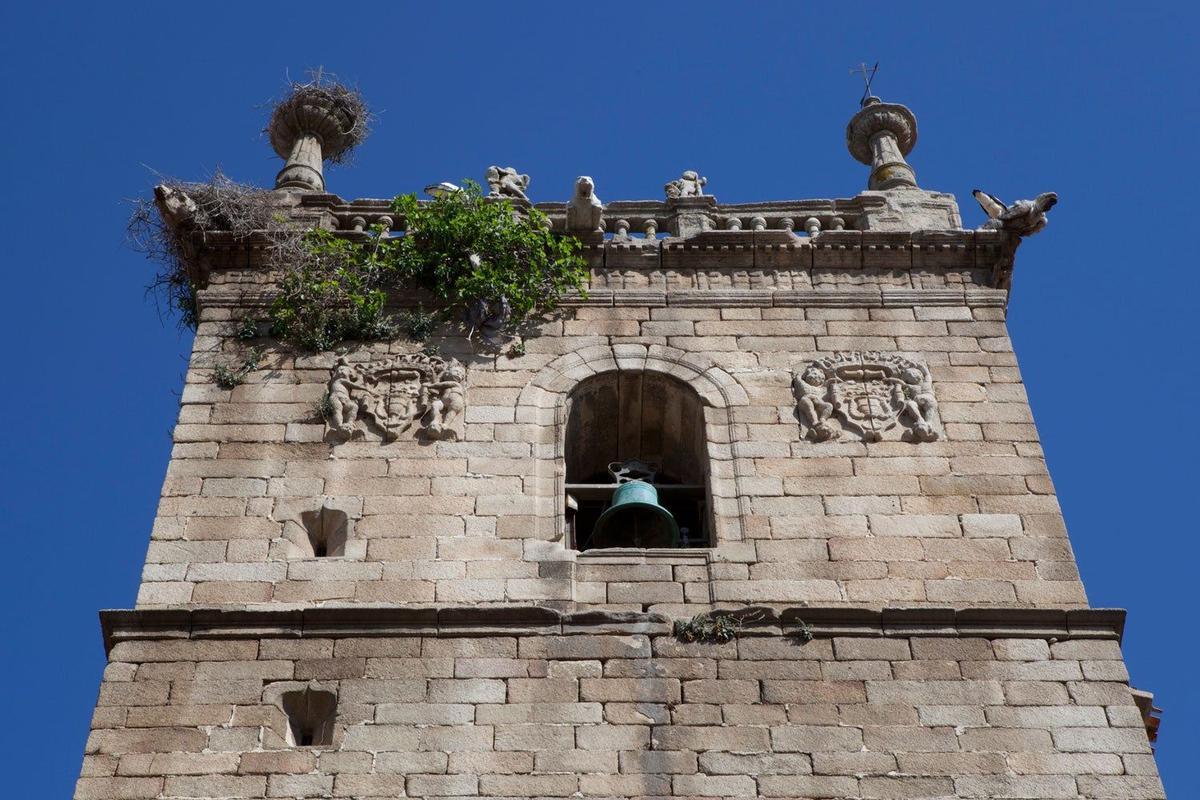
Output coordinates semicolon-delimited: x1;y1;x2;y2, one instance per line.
1;2;1195;795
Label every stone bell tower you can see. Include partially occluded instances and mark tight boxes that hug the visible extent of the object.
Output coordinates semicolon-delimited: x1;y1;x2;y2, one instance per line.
75;86;1165;800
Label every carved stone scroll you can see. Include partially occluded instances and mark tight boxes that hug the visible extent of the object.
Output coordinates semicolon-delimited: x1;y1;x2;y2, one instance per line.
793;352;939;443
326;354;467;442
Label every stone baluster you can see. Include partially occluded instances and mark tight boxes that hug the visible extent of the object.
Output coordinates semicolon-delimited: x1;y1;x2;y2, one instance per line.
804;217;822;237
750;216;767;232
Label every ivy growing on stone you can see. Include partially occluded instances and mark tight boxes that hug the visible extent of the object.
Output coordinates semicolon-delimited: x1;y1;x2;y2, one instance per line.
268;181;587;351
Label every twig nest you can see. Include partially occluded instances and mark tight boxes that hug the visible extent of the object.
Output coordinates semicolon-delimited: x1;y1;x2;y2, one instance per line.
268;81;371;165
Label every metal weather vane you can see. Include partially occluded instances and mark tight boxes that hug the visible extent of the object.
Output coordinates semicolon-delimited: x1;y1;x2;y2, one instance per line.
850;61;879;107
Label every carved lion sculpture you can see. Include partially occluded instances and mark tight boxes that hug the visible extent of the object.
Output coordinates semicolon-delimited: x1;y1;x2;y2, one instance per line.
566;176;604;233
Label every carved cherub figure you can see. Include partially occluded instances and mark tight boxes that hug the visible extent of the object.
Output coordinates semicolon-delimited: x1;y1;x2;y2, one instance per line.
327;358;371;434
664;170;707;199
891;366;939;442
423;359;467;441
485;165;531;201
566;175;604;233
972;189;1058;237
793;366;838;442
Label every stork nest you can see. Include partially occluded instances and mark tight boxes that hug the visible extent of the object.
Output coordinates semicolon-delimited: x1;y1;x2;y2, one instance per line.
266;71;373;165
128;170;289;329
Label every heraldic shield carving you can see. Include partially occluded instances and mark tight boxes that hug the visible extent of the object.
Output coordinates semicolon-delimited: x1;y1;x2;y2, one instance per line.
326;354;467;442
792;352;940;443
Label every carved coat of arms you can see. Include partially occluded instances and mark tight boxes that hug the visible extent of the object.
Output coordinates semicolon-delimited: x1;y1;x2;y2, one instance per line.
792;352;940;443
326;354;467;442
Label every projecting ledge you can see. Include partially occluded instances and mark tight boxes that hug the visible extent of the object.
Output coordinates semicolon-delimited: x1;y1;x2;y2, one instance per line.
99;605;1126;655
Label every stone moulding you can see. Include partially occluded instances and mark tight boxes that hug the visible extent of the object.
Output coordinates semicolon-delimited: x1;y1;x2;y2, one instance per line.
196;285;1010;313
99;605;1127;655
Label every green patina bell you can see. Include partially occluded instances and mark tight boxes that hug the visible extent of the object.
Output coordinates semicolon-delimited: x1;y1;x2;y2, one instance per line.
591;480;680;548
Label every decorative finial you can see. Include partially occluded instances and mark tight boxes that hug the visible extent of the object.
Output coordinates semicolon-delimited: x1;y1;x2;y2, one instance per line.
267;71;371;192
850;61;880;108
846;94;919;191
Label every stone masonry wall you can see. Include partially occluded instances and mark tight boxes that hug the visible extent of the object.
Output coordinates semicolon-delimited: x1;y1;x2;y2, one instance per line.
76;622;1162;800
142;285;1084;612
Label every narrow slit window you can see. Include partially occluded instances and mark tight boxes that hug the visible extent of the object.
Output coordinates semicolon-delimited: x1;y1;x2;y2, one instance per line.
280;689;337;748
298;506;349;558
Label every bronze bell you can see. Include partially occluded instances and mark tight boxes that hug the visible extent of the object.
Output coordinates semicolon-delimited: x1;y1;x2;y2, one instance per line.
590;480;680;548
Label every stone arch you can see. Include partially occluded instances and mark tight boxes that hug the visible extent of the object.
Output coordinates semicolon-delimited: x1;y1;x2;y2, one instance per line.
516;344;750;544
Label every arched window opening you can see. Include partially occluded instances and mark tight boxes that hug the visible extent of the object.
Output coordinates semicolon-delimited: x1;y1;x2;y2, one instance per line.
280;688;336;747
565;371;711;550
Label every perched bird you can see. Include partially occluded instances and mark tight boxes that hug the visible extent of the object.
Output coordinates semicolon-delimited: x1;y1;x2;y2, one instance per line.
973;189;1058;237
466;292;511;346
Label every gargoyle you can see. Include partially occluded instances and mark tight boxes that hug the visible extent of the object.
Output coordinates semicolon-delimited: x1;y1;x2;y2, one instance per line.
153;184;199;229
973;189;1058;237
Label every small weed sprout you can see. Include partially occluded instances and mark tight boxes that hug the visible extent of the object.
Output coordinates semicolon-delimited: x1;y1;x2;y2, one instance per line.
794;620;815;643
673;613;741;644
315;392;336;423
213;347;264;390
508;339;526;358
236;317;261;340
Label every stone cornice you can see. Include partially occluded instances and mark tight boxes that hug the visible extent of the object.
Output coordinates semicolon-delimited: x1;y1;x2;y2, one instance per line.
100;606;1125;655
198;285;1009;312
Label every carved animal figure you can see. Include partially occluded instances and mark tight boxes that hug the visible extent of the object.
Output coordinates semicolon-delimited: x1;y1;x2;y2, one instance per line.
153;184;198;228
664;170;707;199
485;165;531;201
566;176;604;233
973;189;1058;237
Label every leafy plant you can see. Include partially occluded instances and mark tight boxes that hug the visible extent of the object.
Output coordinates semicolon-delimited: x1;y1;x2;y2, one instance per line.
268;181;586;350
794;620;815;643
673;613;741;644
315;391;336;422
508;339;527;358
236;317;262;340
398;305;439;342
268;223;398;351
213;347;264;389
